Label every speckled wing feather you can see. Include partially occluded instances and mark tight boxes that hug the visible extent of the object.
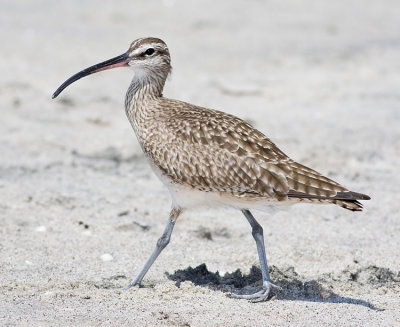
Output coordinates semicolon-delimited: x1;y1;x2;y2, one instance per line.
141;98;369;211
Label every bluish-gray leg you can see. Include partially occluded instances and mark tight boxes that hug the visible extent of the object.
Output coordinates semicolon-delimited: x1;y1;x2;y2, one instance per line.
230;209;279;302
243;209;271;282
124;208;181;289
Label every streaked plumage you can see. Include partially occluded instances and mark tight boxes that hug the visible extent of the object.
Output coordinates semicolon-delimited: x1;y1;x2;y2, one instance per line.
128;97;368;211
53;37;370;302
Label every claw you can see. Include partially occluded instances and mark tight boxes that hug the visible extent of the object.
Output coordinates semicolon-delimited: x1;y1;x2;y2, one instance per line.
228;281;280;303
123;280;140;291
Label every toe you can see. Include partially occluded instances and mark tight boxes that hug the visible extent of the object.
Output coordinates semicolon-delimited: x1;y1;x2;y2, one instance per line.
228;281;276;302
123;281;140;290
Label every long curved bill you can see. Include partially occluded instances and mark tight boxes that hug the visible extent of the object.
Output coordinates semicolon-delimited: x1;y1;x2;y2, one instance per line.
52;52;130;99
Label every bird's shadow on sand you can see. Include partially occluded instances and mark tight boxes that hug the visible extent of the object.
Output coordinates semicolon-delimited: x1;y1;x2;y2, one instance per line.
166;264;389;311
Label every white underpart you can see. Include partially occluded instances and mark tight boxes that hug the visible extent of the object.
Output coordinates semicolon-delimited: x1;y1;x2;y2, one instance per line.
147;159;292;213
129;65;148;83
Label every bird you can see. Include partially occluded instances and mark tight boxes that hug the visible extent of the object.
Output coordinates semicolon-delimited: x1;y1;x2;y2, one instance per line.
52;37;370;302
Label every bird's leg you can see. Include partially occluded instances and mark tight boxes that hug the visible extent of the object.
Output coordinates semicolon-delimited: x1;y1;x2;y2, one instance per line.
230;209;280;302
124;208;181;290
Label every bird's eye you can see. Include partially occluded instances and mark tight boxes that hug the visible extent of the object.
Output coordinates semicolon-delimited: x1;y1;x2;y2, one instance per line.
145;48;155;56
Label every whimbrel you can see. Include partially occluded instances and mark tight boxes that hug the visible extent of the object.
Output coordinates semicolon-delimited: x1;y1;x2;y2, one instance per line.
53;37;370;302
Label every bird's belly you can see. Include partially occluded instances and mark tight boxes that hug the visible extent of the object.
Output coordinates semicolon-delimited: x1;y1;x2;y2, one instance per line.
145;159;220;208
146;158;293;212
168;182;296;214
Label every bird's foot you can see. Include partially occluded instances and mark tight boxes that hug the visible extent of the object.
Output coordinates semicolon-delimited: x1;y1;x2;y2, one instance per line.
123;283;135;291
228;280;281;303
123;279;141;291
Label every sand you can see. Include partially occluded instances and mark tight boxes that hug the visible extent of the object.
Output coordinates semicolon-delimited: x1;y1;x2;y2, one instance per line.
1;0;399;326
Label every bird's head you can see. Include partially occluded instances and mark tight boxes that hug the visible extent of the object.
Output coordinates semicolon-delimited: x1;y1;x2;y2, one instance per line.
52;37;171;98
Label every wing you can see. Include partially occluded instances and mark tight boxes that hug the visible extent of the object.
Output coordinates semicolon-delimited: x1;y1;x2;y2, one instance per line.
143;99;369;208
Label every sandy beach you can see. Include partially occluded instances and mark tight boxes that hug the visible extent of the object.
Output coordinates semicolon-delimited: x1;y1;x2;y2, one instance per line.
1;0;399;326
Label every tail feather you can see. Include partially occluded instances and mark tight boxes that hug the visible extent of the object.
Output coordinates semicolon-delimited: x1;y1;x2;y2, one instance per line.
335;191;371;201
287;190;371;211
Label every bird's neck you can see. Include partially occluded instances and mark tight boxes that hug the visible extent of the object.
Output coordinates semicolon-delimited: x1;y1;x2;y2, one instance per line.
125;71;166;110
125;71;167;131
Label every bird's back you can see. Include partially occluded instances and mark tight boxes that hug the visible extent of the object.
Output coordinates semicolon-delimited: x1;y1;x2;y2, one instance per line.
132;98;369;211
